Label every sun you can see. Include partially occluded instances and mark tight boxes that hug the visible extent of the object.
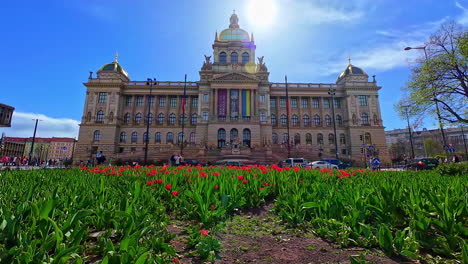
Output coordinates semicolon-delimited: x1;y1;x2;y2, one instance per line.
246;0;278;28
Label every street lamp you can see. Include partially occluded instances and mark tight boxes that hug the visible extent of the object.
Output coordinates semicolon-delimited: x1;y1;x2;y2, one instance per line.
328;87;339;160
402;105;415;159
404;46;449;160
144;78;157;166
29;119;42;165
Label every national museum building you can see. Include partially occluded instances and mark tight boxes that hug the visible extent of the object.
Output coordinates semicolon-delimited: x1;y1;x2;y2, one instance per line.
74;13;388;165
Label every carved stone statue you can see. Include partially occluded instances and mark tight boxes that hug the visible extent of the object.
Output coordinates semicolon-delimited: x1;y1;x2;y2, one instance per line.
257;56;264;65
256;56;268;72
204;55;211;64
202;55;212;70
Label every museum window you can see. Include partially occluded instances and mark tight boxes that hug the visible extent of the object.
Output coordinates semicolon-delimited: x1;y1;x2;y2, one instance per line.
312;98;320;108
303;114;310;126
328;133;335;145
125;96;132;107
291;98;298;108
148;96;155;107
323;98;330;108
191;113;198;125
301;98;309;108
202;112;208;121
317;133;323;145
192;97;198;107
359;95;368;106
314;115;321;126
146;113;153;124
93;130;101;142
131;132;138;143
259;95;265;103
242;52;249;64
272;133;278;144
157;113;165;125
203;94;209;102
334;98;341;109
271;114;277;125
166;132;174;143
260;112;266;122
292;115;299;126
177;132;184;144
170;97;177;107
364;133;372;144
120;132;127;143
134;113;142;124
336;115;343;126
340;134;346;145
190;132;196;144
168;113;176;125
280;114;287;125
282;133;289;144
159;96;166;106
136;96;144;106
143;132;149;143
361;112;369;125
155;132;161;143
306;133;312;144
96;110;104;123
179;114;187;125
270;97;276;108
98;92;107;103
231;52;238;63
219;52;227;64
279;97;286;108
325;115;331;126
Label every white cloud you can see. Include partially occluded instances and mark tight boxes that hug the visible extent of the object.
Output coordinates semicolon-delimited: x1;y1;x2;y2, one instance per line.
455;1;468;25
0;112;79;139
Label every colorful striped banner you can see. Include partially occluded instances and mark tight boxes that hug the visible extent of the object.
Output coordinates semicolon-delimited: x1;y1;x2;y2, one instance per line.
242;90;251;117
218;89;227;117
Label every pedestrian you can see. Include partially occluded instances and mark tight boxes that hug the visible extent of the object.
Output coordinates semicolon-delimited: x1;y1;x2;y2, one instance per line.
170;154;176;166
174;153;181;166
453;155;460;163
96;151;106;165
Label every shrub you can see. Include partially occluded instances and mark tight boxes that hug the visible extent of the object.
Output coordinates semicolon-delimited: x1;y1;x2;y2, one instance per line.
436;162;468;176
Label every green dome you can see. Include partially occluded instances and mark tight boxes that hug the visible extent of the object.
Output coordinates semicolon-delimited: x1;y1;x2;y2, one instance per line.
339;64;366;78
218;12;250;42
98;54;129;78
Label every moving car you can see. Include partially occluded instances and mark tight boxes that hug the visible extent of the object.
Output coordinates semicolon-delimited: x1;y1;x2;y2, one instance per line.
282;158;309;167
307;160;339;169
408;158;439;170
321;159;350;169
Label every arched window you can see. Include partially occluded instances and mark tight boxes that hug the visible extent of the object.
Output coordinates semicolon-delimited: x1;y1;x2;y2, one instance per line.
292;115;299;126
157;113;165;125
120;132;127;143
230;128;238;144
108;112;114;122
124;113;131;124
231;52;238;63
282;133;289;144
242;52;249;64
361;113;369;125
325;115;331;126
271;114;277;125
155;132;161;143
260;112;266;122
219;52;227;64
218;129;226;148
317;133;323;145
373;114;379;125
177;132;184;144
340;134;346;145
314;115;321;126
352;114;357;125
168;113;176;125
328;133;335;144
143;132;149;143
86;112;91;122
303;115;310;126
131;132;138;143
166;132;174;143
134;113;142;124
179;114;187;125
96;110;104;122
294;133;301;145
272;133;278;144
146;113;153;124
306;133;312;144
202;112;209;121
191;113;198;125
336;115;343;126
281;114;287;125
190;132;196;144
93;130;101;141
243;129;251;147
364;132;372;144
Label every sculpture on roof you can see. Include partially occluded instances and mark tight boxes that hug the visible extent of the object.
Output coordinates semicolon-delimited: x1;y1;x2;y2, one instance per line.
257;56;268;72
202;55;212;70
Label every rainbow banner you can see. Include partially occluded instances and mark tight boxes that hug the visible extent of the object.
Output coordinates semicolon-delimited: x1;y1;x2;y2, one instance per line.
242;90;251;117
218;89;227;117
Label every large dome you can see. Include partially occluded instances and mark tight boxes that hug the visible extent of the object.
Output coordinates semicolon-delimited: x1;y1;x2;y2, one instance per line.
218;12;250;42
98;54;129;78
339;60;367;78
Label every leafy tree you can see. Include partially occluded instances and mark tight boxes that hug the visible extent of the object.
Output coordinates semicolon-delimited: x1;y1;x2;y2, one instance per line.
397;21;467;124
423;137;443;157
389;139;407;162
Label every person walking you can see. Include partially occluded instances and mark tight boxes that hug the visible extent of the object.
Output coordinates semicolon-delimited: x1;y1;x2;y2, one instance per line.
96;151;106;165
174;153;182;166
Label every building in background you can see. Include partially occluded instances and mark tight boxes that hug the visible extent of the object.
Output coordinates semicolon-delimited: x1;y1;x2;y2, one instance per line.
74;12;388;165
0;137;76;162
0;103;14;127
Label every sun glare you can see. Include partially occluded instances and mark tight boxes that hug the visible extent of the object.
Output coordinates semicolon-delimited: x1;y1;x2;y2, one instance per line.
246;0;278;28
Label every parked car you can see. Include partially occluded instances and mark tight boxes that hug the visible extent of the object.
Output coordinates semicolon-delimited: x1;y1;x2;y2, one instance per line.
321;159;350;169
282;158;309;167
225;161;245;166
307;160;339;169
183;159;205;166
408;158;439;170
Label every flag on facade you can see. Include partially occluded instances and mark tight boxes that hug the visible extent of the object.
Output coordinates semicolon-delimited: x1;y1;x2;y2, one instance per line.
182;74;187;115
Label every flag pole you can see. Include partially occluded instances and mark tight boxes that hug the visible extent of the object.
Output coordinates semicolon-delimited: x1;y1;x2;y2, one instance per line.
285;75;291;158
180;74;187;156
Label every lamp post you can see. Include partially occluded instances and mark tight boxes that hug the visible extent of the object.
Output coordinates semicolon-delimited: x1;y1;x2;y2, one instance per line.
144;78;157;166
461;125;467;161
29;119;41;165
328;87;339;159
402;105;415;159
404;46;449;160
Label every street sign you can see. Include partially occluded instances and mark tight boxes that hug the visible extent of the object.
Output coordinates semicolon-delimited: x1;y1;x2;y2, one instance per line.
371;158;381;167
361;144;366;148
448;148;455;153
368;145;375;151
443;144;449;150
62;146;68;150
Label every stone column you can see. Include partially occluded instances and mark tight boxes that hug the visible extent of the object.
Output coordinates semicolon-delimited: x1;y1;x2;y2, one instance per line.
239;89;243;119
227;89;231;120
214;88;218;118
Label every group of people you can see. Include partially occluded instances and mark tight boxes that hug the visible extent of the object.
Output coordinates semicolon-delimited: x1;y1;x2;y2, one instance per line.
170;153;183;166
1;156;63;167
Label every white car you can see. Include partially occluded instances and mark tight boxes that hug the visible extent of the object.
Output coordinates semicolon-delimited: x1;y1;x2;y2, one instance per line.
307;161;338;169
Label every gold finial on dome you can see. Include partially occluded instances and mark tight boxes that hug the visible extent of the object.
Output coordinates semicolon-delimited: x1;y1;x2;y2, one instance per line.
229;10;239;28
114;51;119;63
348;56;351;65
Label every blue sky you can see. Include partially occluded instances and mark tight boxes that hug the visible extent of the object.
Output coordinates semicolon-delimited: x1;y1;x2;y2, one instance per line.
1;0;467;138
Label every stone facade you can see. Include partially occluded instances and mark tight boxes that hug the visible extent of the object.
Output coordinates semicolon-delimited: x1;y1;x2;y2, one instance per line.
74;13;389;165
0;103;14;127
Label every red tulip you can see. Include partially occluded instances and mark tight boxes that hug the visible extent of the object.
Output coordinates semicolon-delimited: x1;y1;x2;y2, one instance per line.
242;180;248;184
165;184;172;190
237;175;244;180
200;230;209;236
172;191;178;196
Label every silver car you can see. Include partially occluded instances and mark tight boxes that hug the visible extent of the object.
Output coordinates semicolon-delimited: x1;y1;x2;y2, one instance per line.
307;161;339;169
